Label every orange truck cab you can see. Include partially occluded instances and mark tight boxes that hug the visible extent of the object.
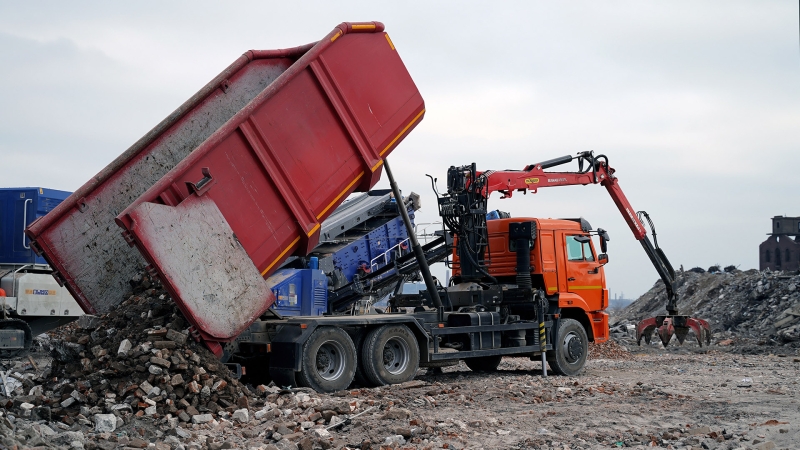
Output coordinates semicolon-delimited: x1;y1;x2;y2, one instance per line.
453;217;610;343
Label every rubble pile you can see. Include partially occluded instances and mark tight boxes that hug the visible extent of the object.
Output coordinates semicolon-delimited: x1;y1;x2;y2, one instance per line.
612;268;800;349
587;340;630;360
0;274;379;449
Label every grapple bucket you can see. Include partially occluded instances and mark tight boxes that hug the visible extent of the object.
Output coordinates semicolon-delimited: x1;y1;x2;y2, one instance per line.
637;315;711;347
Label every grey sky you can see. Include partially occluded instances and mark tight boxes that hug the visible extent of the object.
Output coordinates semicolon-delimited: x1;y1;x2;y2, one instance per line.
1;1;798;300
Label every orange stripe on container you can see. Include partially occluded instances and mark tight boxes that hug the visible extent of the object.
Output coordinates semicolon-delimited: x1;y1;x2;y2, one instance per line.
379;109;425;156
261;236;301;276
306;223;320;237
316;171;365;219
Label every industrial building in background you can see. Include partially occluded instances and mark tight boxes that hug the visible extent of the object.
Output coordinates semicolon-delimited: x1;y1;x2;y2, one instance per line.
759;216;800;271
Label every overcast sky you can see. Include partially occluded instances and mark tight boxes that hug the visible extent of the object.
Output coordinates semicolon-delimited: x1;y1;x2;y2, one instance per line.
1;1;798;300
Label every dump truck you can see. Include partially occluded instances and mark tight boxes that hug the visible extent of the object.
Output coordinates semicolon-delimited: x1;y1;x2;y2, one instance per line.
26;22;425;359
25;22;707;393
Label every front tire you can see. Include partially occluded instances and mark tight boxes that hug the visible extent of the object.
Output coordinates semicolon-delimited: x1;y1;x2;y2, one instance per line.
297;327;356;393
547;318;588;376
363;325;419;386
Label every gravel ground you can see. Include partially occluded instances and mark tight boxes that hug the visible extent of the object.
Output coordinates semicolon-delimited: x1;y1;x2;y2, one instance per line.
3;340;799;449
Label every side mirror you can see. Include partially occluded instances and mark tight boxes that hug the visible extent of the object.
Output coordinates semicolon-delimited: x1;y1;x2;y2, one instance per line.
597;228;610;253
598;253;609;265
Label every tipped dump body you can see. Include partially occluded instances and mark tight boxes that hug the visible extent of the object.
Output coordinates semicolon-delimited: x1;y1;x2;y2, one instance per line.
27;22;424;354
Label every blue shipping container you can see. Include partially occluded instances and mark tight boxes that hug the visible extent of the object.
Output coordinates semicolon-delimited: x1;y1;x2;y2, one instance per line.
0;188;71;265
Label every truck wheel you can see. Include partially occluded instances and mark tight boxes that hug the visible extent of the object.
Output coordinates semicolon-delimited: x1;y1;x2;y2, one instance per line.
297;327;356;393
547;318;588;376
465;355;502;372
0;319;32;359
363;325;419;386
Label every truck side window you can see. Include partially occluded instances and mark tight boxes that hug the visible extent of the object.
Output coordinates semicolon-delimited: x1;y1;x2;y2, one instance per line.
583;241;595;262
566;236;584;261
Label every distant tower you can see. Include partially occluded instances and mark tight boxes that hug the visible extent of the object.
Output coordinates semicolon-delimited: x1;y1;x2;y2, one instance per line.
759;216;800;271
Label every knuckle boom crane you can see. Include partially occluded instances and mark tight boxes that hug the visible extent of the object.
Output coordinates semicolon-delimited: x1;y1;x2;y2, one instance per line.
434;151;711;348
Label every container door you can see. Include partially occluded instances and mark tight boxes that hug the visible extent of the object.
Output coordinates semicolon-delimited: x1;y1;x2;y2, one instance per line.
564;234;604;310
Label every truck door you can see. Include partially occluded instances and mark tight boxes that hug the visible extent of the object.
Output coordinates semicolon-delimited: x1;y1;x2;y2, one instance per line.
564;234;604;310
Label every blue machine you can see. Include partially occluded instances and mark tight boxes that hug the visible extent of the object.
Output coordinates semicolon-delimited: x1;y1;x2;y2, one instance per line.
268;191;418;317
267;257;328;316
0;188;71;265
326;213;410;283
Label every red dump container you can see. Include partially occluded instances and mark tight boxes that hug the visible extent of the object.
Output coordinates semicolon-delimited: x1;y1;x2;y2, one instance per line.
26;23;424;351
111;22;423;353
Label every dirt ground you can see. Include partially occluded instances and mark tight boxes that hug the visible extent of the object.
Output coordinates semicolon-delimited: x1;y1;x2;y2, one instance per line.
309;343;800;450
9;340;800;450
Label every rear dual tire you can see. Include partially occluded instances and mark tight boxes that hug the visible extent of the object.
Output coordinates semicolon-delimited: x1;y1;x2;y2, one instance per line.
297;327;357;393
362;325;419;386
287;324;422;392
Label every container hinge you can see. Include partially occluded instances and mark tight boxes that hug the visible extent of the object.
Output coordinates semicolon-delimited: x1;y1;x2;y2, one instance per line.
122;231;136;247
145;264;159;279
29;239;43;256
186;168;215;197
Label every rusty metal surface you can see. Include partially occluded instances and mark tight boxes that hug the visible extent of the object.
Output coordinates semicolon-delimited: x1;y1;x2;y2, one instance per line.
126;195;273;340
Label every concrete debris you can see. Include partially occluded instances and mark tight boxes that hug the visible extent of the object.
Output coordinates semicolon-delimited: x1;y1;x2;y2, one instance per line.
614;269;800;350
232;408;249;423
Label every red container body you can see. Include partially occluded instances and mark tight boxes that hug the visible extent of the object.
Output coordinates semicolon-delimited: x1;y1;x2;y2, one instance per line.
113;23;424;352
26;23;424;345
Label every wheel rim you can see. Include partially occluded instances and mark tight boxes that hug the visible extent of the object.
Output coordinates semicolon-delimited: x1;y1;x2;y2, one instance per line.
316;339;347;381
382;336;410;375
562;332;584;364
